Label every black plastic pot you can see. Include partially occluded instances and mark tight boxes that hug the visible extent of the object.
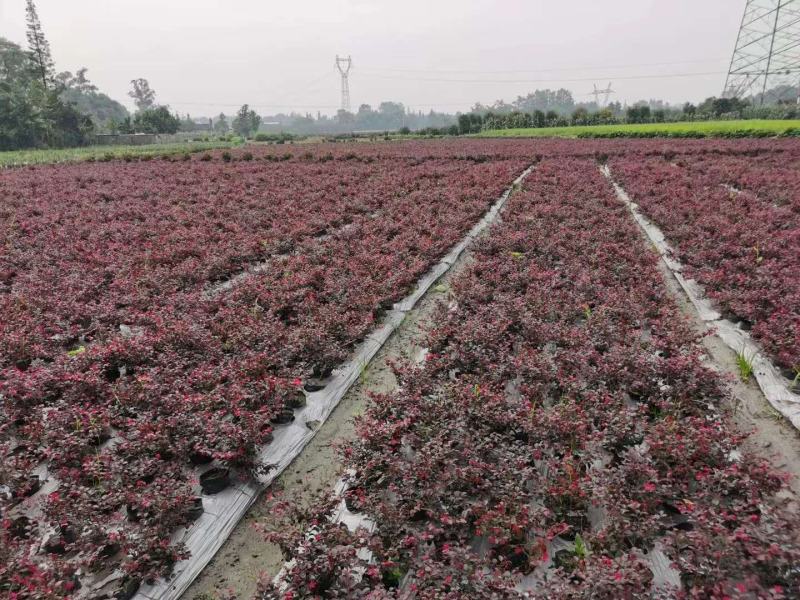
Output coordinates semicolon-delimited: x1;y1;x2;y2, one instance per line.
189;450;214;466
98;541;121;558
200;467;230;495
116;577;141;600
303;379;326;392
43;534;67;554
126;505;140;522
9;516;30;538
286;392;307;409
18;475;41;498
270;409;295;424
303;373;330;393
186;496;204;521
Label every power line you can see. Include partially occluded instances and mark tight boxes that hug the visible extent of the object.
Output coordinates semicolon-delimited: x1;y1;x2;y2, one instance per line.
355;57;730;76
159;64;730;113
355;70;726;85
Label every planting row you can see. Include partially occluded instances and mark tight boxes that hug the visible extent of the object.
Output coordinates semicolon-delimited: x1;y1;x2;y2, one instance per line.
1;156;512;362
84;137;800;167
265;158;799;598
0;152;528;596
608;153;800;375
682;150;800;212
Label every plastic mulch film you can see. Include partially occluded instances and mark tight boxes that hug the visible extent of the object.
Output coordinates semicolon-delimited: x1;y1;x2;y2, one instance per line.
601;165;800;430
269;473;377;597
133;164;536;600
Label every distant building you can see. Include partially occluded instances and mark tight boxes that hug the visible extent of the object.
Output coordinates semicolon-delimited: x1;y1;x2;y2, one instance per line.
189;120;212;132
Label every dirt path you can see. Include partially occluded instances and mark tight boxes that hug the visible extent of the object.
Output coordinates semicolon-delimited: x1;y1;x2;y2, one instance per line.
606;162;800;501
183;259;469;600
655;256;800;498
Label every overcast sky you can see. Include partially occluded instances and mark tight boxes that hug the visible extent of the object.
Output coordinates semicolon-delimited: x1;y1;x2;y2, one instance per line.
1;0;742;116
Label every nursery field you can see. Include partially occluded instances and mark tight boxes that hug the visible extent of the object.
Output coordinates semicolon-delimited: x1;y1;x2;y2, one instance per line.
0;140;238;168
1;138;799;599
479;119;800;139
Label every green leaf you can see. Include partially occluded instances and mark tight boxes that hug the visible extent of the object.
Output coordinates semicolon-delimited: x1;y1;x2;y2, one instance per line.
574;533;588;559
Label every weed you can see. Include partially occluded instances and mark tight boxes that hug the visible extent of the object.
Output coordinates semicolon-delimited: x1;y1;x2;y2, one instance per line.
753;245;764;264
582;304;592;320
573;533;588;559
358;359;369;386
735;346;755;381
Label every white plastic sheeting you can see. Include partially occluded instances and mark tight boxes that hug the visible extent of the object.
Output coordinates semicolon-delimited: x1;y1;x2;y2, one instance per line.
269;474;377;597
134;164;535;600
601;165;800;430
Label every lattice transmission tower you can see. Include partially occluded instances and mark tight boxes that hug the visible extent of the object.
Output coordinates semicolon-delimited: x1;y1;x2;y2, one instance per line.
335;55;352;112
723;0;800;104
590;83;615;107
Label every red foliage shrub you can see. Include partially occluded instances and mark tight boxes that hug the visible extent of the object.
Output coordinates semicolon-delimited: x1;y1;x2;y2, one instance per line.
609;149;800;373
266;157;800;598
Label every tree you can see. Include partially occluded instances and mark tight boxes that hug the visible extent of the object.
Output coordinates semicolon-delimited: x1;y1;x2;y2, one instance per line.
355;104;379;129
179;113;196;132
514;89;575;115
457;113;482;135
57;68;128;131
378;101;406;129
595;108;615;124
607;101;624;116
0;37;35;83
133;106;180;133
0;39;43;149
0;36;93;150
129;78;156;111
214;112;229;133
56;67;97;94
334;109;355;127
232;104;261;137
112;116;133;134
571;107;590;125
25;0;54;89
626;104;651;124
43;91;94;146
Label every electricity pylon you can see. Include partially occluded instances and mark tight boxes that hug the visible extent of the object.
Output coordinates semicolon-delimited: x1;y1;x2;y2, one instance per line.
723;0;800;104
590;83;615;107
335;55;352;112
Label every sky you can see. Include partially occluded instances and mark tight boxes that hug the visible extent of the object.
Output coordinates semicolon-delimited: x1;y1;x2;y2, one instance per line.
1;0;743;116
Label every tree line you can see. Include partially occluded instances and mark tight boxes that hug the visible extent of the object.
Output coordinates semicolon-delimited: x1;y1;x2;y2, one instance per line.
3;1;798;149
1;1;199;150
0;1;96;150
466;95;799;133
